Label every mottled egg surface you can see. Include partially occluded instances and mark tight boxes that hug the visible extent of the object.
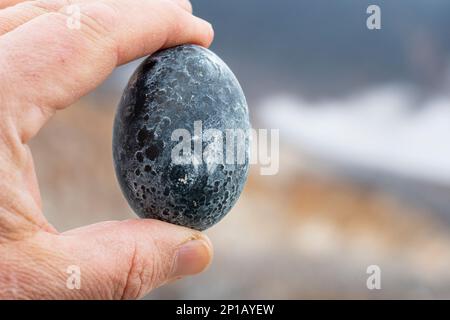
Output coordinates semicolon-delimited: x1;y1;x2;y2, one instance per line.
113;45;250;230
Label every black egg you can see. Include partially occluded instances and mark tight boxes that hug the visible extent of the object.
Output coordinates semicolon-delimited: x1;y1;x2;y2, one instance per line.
113;45;250;230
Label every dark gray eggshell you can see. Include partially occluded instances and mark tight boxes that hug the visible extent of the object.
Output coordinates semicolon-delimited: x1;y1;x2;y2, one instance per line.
113;45;250;230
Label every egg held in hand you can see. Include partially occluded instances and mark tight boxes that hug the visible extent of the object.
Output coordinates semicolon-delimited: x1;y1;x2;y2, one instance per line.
113;45;250;230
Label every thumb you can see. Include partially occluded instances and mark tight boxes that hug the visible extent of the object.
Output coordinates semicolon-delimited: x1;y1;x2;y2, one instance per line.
61;219;213;299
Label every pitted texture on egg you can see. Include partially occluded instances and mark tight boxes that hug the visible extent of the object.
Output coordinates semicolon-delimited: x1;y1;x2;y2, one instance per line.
113;45;250;230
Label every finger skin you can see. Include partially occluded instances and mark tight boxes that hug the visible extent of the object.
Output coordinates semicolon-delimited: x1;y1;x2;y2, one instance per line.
0;219;213;299
0;0;71;36
0;0;213;144
166;0;192;13
0;0;193;37
0;0;25;9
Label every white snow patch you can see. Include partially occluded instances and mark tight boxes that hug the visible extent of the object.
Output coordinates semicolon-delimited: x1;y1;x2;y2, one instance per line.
259;86;450;185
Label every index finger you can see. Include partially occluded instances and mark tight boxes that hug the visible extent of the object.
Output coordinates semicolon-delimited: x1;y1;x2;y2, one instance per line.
0;0;194;37
0;0;213;143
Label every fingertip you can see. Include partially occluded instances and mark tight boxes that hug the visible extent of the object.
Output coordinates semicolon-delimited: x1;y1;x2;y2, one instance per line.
204;21;215;47
163;10;214;50
176;0;214;47
196;233;214;268
195;18;214;48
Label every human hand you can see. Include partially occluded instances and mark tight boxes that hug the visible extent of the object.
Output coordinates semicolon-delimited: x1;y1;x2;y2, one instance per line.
0;0;214;299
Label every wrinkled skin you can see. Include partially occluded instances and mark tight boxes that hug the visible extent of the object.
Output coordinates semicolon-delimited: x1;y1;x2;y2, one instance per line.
0;0;214;299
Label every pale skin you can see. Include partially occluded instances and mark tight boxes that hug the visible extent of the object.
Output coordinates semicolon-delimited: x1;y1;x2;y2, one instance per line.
0;0;214;299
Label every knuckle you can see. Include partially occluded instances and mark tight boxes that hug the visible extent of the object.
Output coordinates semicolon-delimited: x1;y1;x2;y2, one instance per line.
118;237;169;299
57;1;119;39
59;2;119;62
119;244;150;299
167;11;185;40
76;2;118;36
161;0;184;27
122;248;146;299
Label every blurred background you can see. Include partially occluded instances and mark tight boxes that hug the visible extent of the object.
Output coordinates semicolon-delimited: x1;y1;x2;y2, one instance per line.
30;0;450;298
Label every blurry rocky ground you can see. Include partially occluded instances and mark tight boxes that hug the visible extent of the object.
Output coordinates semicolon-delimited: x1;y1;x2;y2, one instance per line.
30;96;450;299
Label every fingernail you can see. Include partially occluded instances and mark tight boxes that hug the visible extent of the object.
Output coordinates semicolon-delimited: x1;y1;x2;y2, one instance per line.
171;237;213;278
